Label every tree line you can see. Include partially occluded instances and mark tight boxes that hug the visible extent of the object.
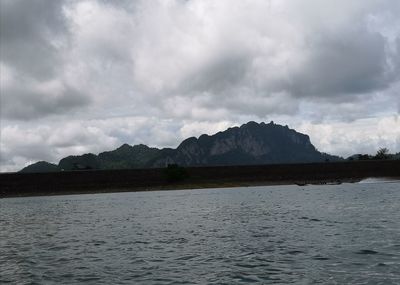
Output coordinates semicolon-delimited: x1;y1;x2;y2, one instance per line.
349;148;400;161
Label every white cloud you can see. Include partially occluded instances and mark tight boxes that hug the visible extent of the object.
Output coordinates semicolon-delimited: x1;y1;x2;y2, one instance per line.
1;0;400;171
0;122;119;171
297;115;400;157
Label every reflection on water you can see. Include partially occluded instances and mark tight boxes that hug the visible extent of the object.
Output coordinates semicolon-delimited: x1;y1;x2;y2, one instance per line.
1;183;400;284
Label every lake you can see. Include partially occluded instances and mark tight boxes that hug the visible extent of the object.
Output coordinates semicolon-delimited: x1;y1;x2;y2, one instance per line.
1;182;400;284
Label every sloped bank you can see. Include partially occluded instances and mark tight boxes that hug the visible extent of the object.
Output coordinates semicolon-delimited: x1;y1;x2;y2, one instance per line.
1;160;399;198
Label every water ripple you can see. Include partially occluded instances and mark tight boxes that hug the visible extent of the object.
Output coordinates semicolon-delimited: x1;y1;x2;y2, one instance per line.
1;183;400;284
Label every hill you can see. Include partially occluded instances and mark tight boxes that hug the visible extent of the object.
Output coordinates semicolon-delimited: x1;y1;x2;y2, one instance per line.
20;121;341;172
20;161;61;173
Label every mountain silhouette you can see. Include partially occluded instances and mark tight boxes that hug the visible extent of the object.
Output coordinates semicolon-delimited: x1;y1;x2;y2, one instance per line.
20;121;341;173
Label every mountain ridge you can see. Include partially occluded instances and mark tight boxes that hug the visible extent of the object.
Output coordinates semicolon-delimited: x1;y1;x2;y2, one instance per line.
20;121;342;173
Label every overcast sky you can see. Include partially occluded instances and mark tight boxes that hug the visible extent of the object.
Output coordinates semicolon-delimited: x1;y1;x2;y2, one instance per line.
1;0;400;171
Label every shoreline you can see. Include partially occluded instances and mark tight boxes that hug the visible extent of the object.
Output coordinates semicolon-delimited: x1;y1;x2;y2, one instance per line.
3;176;399;199
1;160;399;199
0;180;293;199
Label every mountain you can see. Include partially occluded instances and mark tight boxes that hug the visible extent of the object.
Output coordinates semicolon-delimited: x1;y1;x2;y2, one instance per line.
19;161;61;173
20;121;341;172
151;121;339;167
59;153;101;170
98;144;160;169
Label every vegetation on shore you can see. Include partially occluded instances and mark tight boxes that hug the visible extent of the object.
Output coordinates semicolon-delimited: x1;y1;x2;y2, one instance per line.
347;148;400;161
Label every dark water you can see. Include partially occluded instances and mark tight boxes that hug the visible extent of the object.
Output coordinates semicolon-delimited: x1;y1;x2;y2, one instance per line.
1;183;400;284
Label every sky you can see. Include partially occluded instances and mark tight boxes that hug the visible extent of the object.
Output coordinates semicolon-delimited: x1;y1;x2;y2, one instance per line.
1;0;400;172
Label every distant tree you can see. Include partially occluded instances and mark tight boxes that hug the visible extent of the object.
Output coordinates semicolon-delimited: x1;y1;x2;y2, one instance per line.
374;148;390;160
358;154;371;160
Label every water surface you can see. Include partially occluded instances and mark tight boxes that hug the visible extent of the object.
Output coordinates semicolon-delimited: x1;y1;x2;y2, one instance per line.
1;183;400;284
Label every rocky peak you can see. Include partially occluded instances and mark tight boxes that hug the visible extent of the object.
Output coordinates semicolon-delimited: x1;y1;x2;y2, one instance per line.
20;121;341;172
156;121;334;166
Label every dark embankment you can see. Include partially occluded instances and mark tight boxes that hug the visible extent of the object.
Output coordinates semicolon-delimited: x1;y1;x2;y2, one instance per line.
1;160;399;198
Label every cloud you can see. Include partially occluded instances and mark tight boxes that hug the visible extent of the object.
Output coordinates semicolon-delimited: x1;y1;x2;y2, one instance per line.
2;0;399;120
1;0;400;171
297;115;400;157
0;116;183;171
0;121;118;172
1;64;90;119
0;0;91;120
288;31;389;97
0;0;67;79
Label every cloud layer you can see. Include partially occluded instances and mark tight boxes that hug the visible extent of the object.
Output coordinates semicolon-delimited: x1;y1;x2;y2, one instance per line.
1;0;400;171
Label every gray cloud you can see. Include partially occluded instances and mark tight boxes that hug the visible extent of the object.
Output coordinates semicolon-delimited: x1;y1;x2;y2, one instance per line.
182;52;252;95
0;0;92;121
288;31;389;98
0;0;67;79
1;0;399;171
1;81;90;120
